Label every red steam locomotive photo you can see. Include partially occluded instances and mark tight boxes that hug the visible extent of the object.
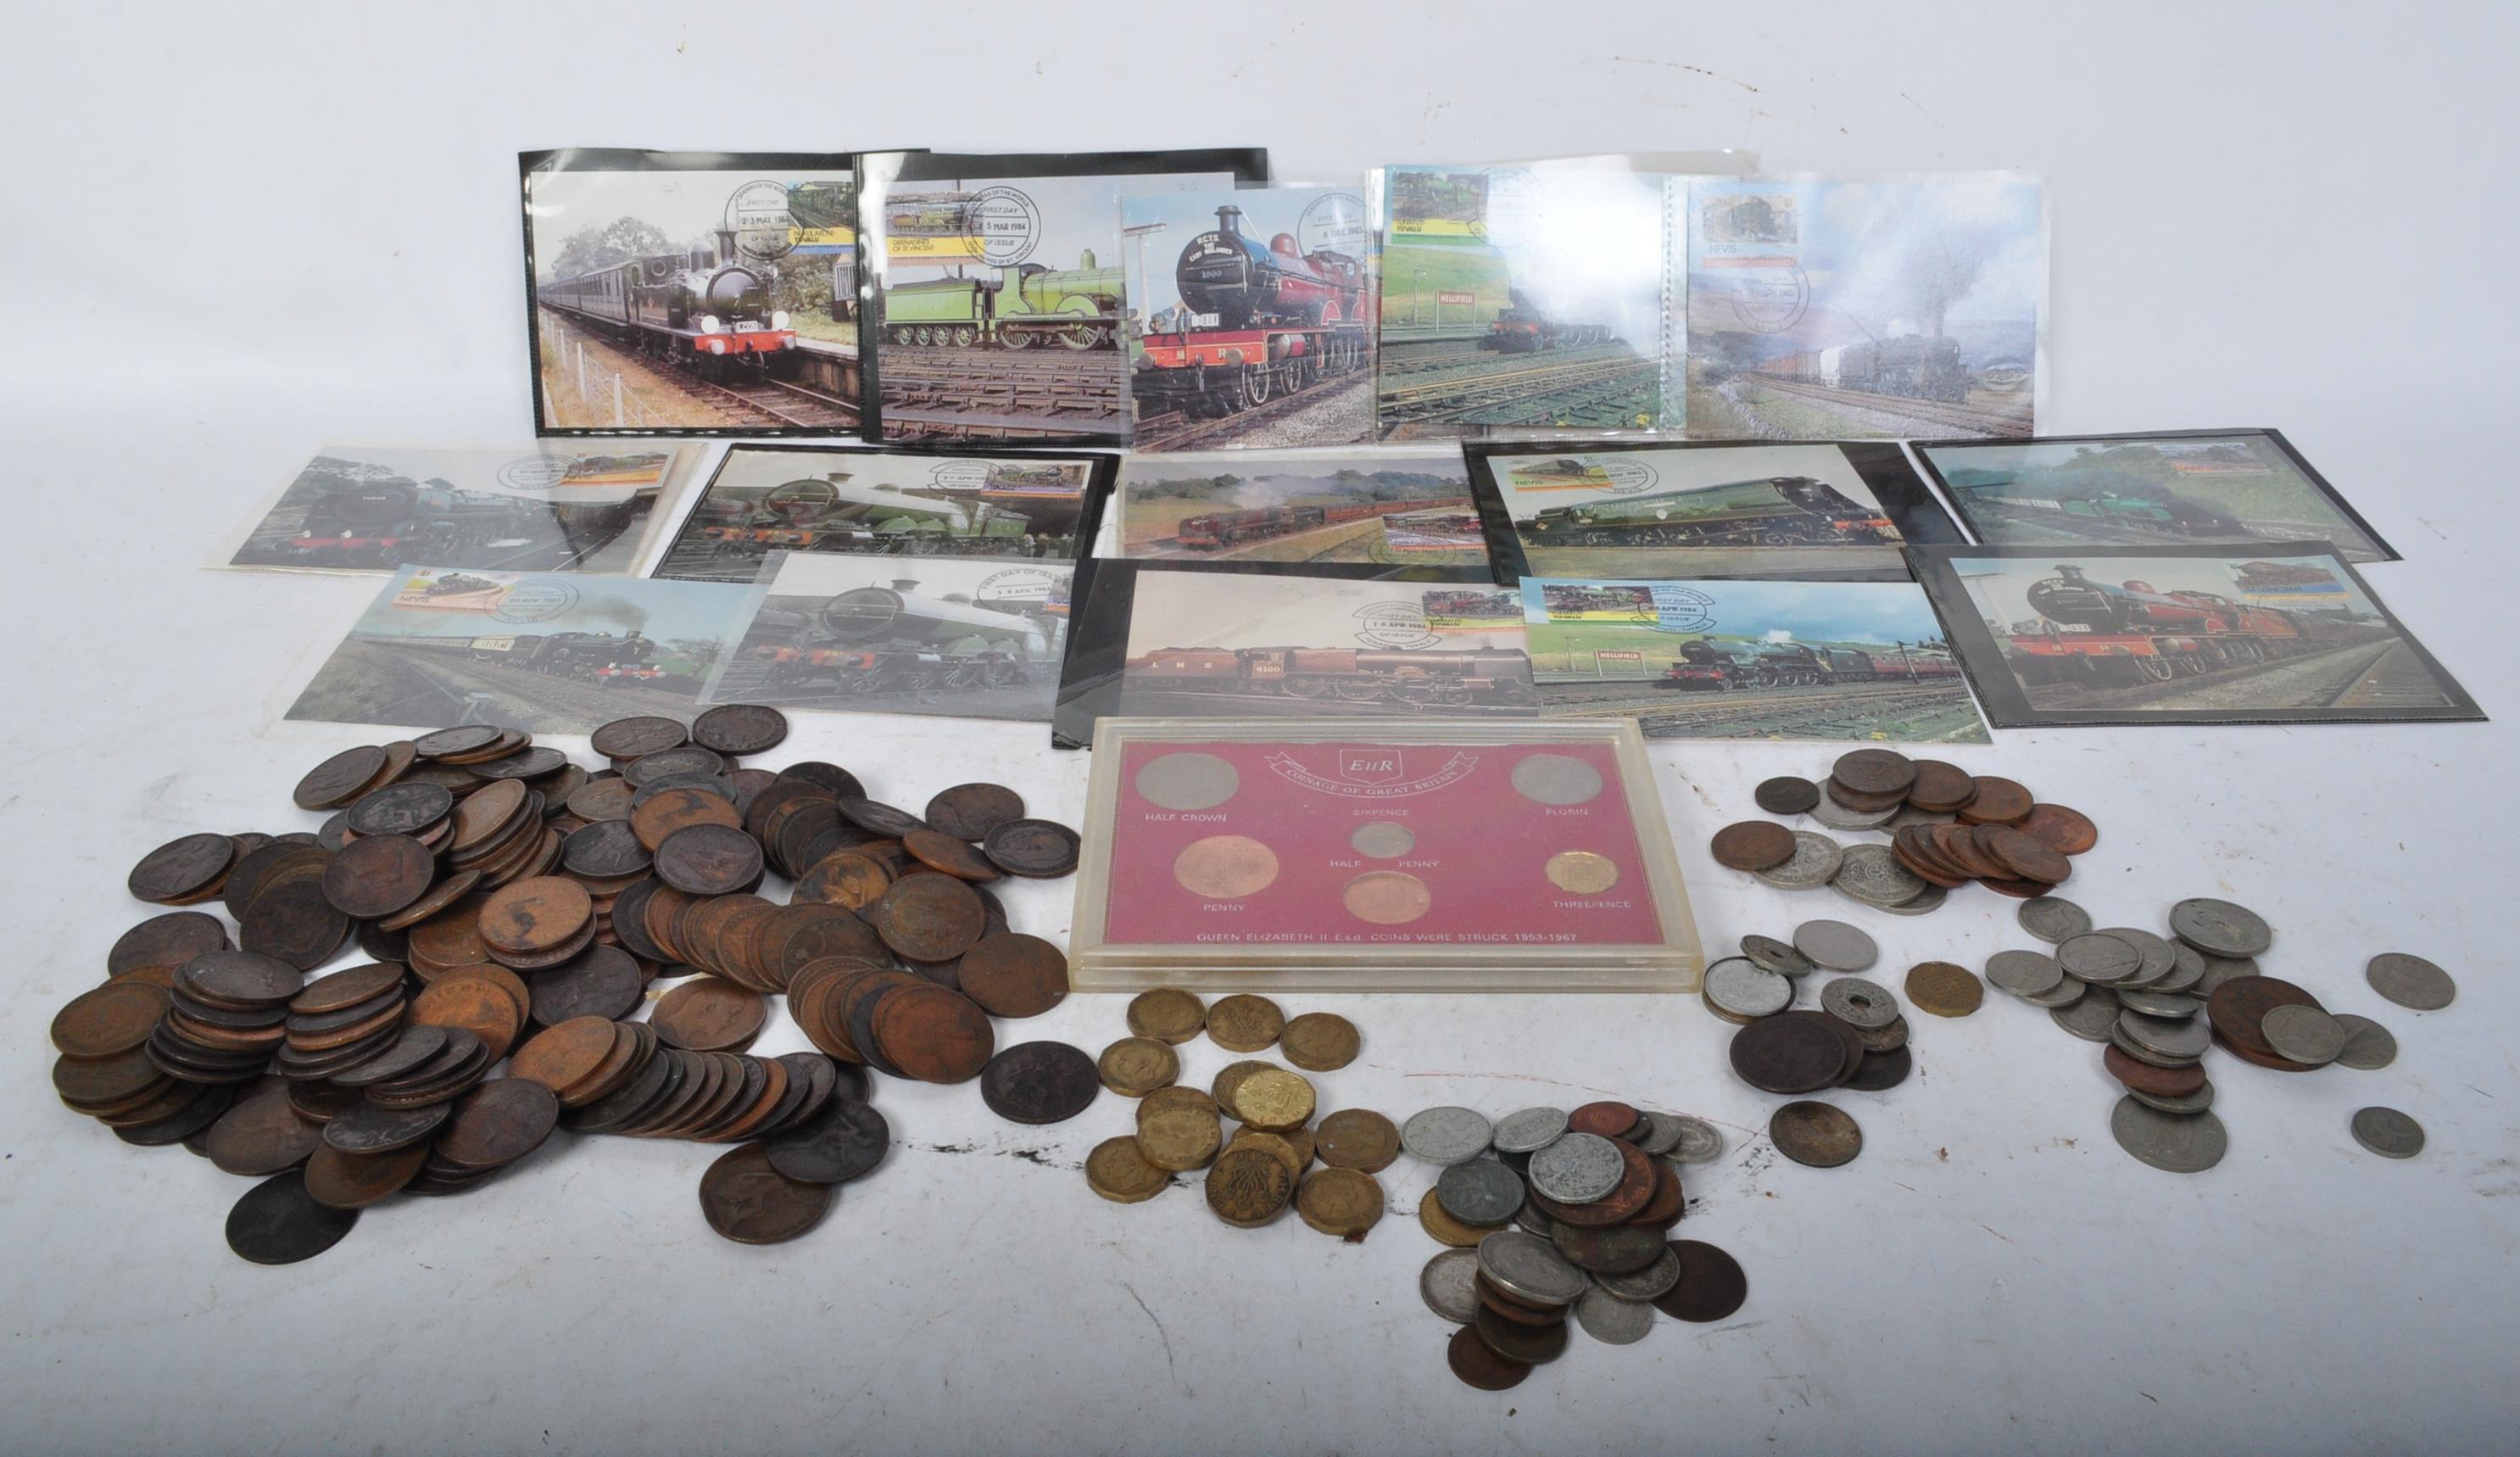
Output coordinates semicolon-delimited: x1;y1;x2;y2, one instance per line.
2003;563;2389;684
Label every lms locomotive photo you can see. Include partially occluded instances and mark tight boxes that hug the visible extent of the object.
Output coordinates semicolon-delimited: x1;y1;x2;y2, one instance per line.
1127;645;1537;712
465;631;666;687
733;578;1057;713
540;233;800;375
1134;204;1370;420
694;473;1045;562
1659;638;1963;691
1172;500;1430;551
2004;564;2387;684
1519;473;1895;549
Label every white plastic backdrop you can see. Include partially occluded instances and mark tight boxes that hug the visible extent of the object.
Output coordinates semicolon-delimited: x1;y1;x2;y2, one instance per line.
3;4;2516;1453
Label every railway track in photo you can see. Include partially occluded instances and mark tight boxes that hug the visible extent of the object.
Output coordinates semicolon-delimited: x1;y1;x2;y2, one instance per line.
877;344;1124;438
2022;638;2437;714
694;377;858;430
1748;374;2027;435
1378;349;1658;427
538;309;858;432
1539;677;1986;740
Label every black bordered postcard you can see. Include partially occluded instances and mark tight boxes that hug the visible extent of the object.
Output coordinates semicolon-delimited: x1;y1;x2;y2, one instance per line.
1053;560;1521;748
1463;438;1961;583
520;148;867;437
1904;542;2480;728
1908;428;2397;563
857;149;1270;447
649;443;1115;583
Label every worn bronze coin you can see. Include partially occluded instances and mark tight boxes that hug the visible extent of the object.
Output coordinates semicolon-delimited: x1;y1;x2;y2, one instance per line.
432;1078;560;1170
108;912;232;978
2016;803;2099;855
345;781;454;839
1280;1012;1360;1071
1085;1136;1172;1203
1313;1108;1402;1172
560;819;652;879
901;828;1003;883
982;818;1081;878
699;1143;833;1243
203;1087;324;1175
955;934;1068;1019
761;1095;889;1184
1957;776;2034;825
469;745;568;781
477;876;592;956
410;974;525;1061
689;703;788;756
302;1142;428;1209
226;1170;360;1264
1568;1101;1642;1139
322;1098;452;1155
1710;821;1797;872
52;980;170;1058
320;834;435;919
923;783;1026;842
508;1016;622;1094
1653;1240;1748;1322
326;1024;448;1088
652;977;769;1052
650;824;763;897
527;944;644;1025
1904;961;1985;1018
588;714;687;761
1728;1013;1853;1095
979;1041;1101;1125
1753;777;1821;815
863;873;986;963
1296;1166;1385;1241
2207;974;2321;1058
237;881;351;972
2104;1043;2210;1098
631;784;743;852
413;724;505;760
293;745;390;811
1905;758;1977;812
1981;826;2071;885
792;850;895;910
128;832;237;905
566;777;638;824
1831;748;1916;799
1122;989;1204;1046
1099;1036;1181;1097
1447;1322;1533;1391
1770;1101;1863;1168
871;985;995;1083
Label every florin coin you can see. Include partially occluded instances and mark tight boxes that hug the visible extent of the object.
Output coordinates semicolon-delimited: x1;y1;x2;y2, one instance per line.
2109;1096;2228;1174
1491;1107;1569;1155
1436;1158;1526;1225
2261;1004;2347;1067
1703;958;1792;1019
1422;1248;1483;1323
1986;950;2065;999
2365;953;2455;1011
2331;1014;2398;1071
2349;1106;2424;1158
1769;1102;1862;1168
1791;920;1877;972
1575;1287;1656;1346
2168;897;2273;957
1754;832;1844;890
2017;896;2093;944
1402;1106;1495;1165
1526;1132;1625;1203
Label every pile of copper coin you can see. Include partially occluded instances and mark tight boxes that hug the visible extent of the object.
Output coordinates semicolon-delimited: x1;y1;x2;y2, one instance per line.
58;705;1084;1261
1400;1101;1745;1389
1710;749;2099;913
1079;990;1387;1239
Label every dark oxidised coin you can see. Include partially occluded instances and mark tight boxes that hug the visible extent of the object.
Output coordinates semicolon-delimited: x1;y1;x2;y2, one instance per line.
1957;775;2034;825
590;715;689;762
955;934;1068;1019
1728;1013;1851;1095
239;877;354;973
924;783;1028;842
561;819;653;879
203;1088;324;1175
1905;758;1976;812
872;985;995;1084
176;951;304;1010
978;1041;1101;1125
226;1170;360;1264
2017;803;2099;855
470;746;569;781
566;777;637;823
651;977;768;1052
1831;748;1915;799
1753;777;1821;815
902;828;1003;883
109;912;233;977
1475;1305;1569;1365
764;1097;890;1184
690;704;789;756
1710;821;1797;872
1447;1323;1532;1391
326;1024;448;1087
839;796;930;838
1653;1240;1748;1322
527;945;645;1026
863;874;987;963
1770;1101;1863;1168
982;818;1081;879
321;835;436;919
776;762;861;800
293;745;389;811
1550;1220;1667;1276
2206;974;2320;1058
623;745;726;788
321;1099;452;1154
653;823;763;896
128;833;237;904
413;725;504;760
432;1078;560;1170
1843;1045;1912;1091
700;1143;833;1243
288;961;404;1016
346;782;454;838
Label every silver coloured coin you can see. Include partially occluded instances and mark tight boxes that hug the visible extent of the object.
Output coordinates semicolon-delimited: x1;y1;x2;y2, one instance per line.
2152;942;2209;996
1792;919;1878;971
1809;783;1900;830
1754;831;1843;890
1491;1106;1569;1154
1703;958;1792;1019
1437;1158;1528;1225
1401;1106;1496;1165
1513;1193;1553;1236
1591;1242;1683;1300
2116;988;2201;1019
2366;952;2455;1011
1667;1115;1724;1164
1820;976;1899;1030
1740;934;1815;976
2024;976;2088;1009
1419;1248;1482;1323
2118;1009;2210;1062
1876;884;1948;916
1526;1131;1626;1204
2110;1096;2228;1174
2261;1003;2347;1066
1510;754;1605;806
2052;986;2122;1041
1133;752;1240;812
2331;1013;2397;1071
2168;896;2273;957
2016;896;2092;944
1986;949;2065;998
1831;845;1927;908
1574;1285;1657;1345
2350;1106;2424;1158
2189;950;2258;996
2131;1080;2216;1115
2095;927;2178;988
1476;1228;1591;1305
2057;933;2140;984
1633;1112;1686;1158
2111;1023;2202;1069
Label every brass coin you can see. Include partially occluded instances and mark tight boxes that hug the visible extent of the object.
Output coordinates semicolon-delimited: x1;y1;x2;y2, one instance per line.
1227;1130;1307;1181
1135;1105;1224;1172
1280;1012;1360;1071
1211;1059;1278;1121
1421;1189;1508;1246
1342;871;1432;925
1204;1145;1295;1228
1205;993;1285;1052
1314;1108;1401;1172
1139;1085;1220;1123
1085;1136;1172;1203
1097;1036;1179;1097
1173;835;1280;899
1126;988;1207;1045
1234;1068;1317;1132
1296;1166;1385;1240
1904;961;1986;1018
1543;850;1621;895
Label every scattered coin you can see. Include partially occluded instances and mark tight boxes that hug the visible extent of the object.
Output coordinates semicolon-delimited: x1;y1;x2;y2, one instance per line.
1422;1248;1483;1323
1296;1167;1385;1240
1665;1115;1725;1164
225;1171;360;1264
1124;988;1205;1045
1436;1158;1526;1225
1710;821;1797;873
1770;1101;1862;1168
1206;994;1285;1052
1703;958;1792;1020
2349;1106;2424;1158
2330;1014;2398;1071
1205;1145;1296;1228
1820;977;1899;1030
1097;1037;1179;1097
1753;777;1820;815
2017;896;2093;944
1754;831;1844;890
1085;1136;1173;1203
1574;1286;1656;1346
2364;952;2455;1011
955;934;1068;1019
1904;962;1984;1019
1651;1240;1748;1323
1315;1108;1402;1172
1280;1012;1360;1071
1791;920;1876;972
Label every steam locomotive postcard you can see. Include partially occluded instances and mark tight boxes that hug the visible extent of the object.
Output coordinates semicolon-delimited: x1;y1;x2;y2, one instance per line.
1519;577;1989;742
1121;186;1374;449
652;444;1112;583
1113;449;1488;568
220;444;686;577
698;552;1073;723
521;150;863;437
1911;429;2396;563
1463;438;1962;583
287;567;754;735
1372;163;1678;438
1682;175;2045;440
859;149;1268;446
1905;543;2480;728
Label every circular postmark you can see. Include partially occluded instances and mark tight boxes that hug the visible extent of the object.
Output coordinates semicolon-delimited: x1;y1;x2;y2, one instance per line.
929;460;996;492
498;454;575;492
968;187;1040;267
723;180;797;264
977;567;1057;610
1725;265;1809;333
490;580;580;624
1298;191;1368;257
1589;459;1659;496
1640;586;1716;634
1352;600;1442;650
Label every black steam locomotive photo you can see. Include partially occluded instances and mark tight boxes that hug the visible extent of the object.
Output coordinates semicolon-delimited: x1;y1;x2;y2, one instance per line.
1133;203;1370;427
1482;290;1618;353
465;630;666;686
231;450;668;573
1658;637;1963;691
1126;645;1538;711
540;233;800;375
720;575;1062;718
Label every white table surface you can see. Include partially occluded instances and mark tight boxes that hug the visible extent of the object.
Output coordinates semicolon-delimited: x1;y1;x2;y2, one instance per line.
3;3;2515;1453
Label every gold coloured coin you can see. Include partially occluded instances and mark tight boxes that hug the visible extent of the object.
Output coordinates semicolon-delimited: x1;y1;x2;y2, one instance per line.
1085;1136;1172;1204
1543;851;1621;895
1314;1108;1401;1172
1204;1146;1294;1228
1211;1059;1279;1121
1905;960;1986;1018
1135;1106;1224;1172
1206;993;1285;1052
1419;1189;1507;1247
1097;1036;1180;1097
1342;870;1432;925
1296;1167;1385;1240
1173;835;1280;900
1125;987;1207;1045
1234;1067;1317;1132
1228;1130;1306;1181
1138;1085;1220;1124
1280;1011;1360;1071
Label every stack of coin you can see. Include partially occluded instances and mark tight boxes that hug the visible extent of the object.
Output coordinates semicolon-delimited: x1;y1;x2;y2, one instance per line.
1402;1100;1742;1388
153;951;304;1084
275;962;411;1080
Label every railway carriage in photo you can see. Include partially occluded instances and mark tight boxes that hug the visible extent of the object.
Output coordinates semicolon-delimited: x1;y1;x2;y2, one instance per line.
1129;645;1537;707
880;253;1126;350
284;482;537;567
699;473;1041;559
749;578;1051;696
1133;206;1370;418
1520;476;1893;549
2004;564;2387;684
1756;338;1973;402
540;235;800;372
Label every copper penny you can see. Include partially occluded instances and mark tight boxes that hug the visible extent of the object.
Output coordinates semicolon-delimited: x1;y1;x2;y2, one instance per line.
203;1087;324;1175
631;784;742;851
128;832;237;905
412;724;505;759
1625;1158;1687;1230
699;1143;833;1244
447;779;529;854
955;933;1068;1019
345;781;454;838
1956;776;2034;825
2104;1042;2210;1098
871;985;995;1083
862;873;987;963
477;876;593;956
566;776;638;823
1341;870;1432;925
979;1041;1101;1125
1710;821;1797;872
1770;1101;1863;1168
924;783;1026;841
1567;1101;1642;1138
51;980;170;1058
2207;974;2322;1058
1831;748;1916;798
902;828;1002;883
1905;758;1976;812
320;834;435;919
1981;826;2070;885
107;912;232;978
237;880;351;972
590;715;689;762
653;823;764;896
289;961;404;1016
1653;1240;1749;1322
302;1142;429;1209
410;976;525;1061
690;703;788;756
433;1078;561;1169
792;850;894;910
2016;802;2099;855
528;944;646;1025
506;1015;618;1092
293;745;389;811
1446;1322;1533;1391
980;818;1081;878
653;977;769;1052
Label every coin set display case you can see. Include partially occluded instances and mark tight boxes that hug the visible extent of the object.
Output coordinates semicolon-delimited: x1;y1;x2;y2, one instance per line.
1070;718;1703;993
